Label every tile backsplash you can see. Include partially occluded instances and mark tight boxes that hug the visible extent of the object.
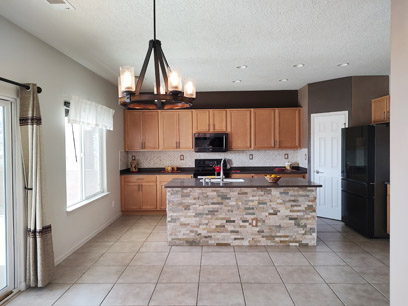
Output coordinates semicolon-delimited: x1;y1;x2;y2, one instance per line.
124;149;308;169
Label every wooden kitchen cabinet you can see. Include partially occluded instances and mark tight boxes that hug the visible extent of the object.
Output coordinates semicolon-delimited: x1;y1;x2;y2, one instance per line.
227;109;251;150
252;109;275;149
157;175;193;210
124;110;159;150
275;108;302;148
193;110;227;133
160;111;193;150
372;95;390;124
120;175;157;211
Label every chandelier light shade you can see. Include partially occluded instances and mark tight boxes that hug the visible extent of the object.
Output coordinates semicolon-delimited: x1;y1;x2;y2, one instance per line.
118;0;196;110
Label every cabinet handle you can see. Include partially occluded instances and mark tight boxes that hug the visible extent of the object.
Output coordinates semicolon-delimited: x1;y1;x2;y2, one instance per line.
138;184;140;191
383;112;386;120
213;124;215;130
208;124;210;131
387;111;390;120
140;184;142;192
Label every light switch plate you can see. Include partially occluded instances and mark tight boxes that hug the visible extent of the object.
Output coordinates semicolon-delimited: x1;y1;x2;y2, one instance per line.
180;154;184;160
284;153;289;159
249;154;253;160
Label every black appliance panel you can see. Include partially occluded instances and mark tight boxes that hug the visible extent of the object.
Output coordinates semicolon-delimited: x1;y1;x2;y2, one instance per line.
194;133;228;152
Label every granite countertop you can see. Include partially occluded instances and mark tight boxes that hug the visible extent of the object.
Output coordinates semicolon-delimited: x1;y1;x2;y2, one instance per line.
120;166;307;176
164;177;321;188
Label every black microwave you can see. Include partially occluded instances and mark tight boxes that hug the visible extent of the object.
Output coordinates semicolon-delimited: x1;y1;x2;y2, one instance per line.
194;133;228;152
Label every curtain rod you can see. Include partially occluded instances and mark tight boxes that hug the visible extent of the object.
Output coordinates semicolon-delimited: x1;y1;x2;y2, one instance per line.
0;76;42;93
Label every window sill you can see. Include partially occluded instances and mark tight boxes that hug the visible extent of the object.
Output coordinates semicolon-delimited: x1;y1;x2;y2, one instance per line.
66;192;110;212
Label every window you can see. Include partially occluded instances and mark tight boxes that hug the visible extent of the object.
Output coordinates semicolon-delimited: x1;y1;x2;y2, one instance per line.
65;118;106;208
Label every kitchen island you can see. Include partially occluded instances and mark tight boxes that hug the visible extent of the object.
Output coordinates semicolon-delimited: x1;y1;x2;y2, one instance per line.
165;177;322;246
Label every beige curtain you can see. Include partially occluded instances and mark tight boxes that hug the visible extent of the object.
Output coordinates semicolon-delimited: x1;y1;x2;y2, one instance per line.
19;84;55;287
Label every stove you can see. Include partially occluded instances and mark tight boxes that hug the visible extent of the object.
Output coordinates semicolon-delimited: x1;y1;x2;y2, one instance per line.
193;159;230;178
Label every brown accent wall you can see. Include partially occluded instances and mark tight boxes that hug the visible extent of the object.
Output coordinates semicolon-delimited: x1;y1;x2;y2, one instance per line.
351;76;390;126
298;85;309;149
192;90;298;109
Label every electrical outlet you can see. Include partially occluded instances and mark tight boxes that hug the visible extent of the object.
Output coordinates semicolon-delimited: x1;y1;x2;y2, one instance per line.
251;218;258;227
305;153;307;160
284;153;289;159
180;154;184;160
249;154;253;160
112;201;115;207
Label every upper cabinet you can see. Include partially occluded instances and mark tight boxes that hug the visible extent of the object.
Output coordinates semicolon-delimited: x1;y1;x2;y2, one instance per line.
160;111;193;150
227;109;252;150
193;110;227;133
252;109;275;149
124;111;159;150
372;95;390;124
275;108;302;148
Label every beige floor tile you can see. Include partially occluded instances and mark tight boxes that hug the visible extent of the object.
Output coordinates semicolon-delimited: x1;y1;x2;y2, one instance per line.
286;283;342;306
77;265;126;284
94;252;135;266
243;283;294;306
203;245;234;252
372;252;390;266
200;265;240;283
53;284;112;306
119;231;149;242
102;283;155;305
236;252;273;265
139;241;171;253
358;240;390;253
150;283;198;305
317;224;338;232
341;231;372;242
153;225;168;232
276;266;324;284
166;252;201;265
302;252;346;266
234;246;266;252
52;265;89;284
171;246;202;253
373;283;390;299
147;232;168;242
201;252;237;265
117;265;163;283
329;223;355;232
322;219;344;225
159;265;200;283
239;265;282;283
78;241;114;254
354;266;390;283
329;283;389;306
130;252;168;266
314;266;367;284
59;251;101;267
107;241;142;253
6;284;70;306
198;283;244;306
266;245;300;252
317;232;350;242
297;241;333;253
324;241;366;253
337;252;385;267
269;252;310;266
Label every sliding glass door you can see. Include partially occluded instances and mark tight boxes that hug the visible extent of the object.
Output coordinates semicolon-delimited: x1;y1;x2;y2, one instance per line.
0;99;14;300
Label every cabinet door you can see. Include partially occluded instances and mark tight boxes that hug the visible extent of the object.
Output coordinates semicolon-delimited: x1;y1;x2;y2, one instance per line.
275;108;301;148
160;112;178;149
252;109;275;149
157;175;192;210
142;111;159;150
177;111;193;149
227;110;252;150
140;183;157;210
372;96;388;123
386;95;390;121
193;110;210;132
211;110;227;132
124;111;143;150
121;177;142;211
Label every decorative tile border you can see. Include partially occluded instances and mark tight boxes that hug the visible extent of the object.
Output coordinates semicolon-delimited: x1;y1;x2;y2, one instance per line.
167;187;317;246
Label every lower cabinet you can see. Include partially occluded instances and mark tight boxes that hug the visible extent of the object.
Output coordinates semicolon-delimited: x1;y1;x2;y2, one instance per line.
121;174;193;213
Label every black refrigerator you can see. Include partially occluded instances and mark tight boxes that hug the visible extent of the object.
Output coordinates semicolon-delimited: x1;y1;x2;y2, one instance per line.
341;124;389;238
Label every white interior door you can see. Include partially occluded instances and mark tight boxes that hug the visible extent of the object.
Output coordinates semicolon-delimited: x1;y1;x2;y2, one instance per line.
0;99;14;301
312;111;348;220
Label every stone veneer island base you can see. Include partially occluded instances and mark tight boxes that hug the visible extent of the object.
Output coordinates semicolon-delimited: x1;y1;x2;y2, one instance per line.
165;178;322;246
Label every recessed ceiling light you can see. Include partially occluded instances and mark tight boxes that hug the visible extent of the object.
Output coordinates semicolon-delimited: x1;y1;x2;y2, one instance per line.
236;65;248;69
232;80;242;83
293;64;304;68
279;79;288;82
337;63;350;67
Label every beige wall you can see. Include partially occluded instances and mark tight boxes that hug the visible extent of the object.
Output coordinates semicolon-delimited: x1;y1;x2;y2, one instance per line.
390;0;408;304
0;16;123;266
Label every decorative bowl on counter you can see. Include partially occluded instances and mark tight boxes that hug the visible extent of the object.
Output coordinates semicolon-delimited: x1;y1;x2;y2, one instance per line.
265;175;281;183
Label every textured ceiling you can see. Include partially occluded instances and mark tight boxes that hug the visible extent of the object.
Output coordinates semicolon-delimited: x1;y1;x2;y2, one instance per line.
0;0;390;91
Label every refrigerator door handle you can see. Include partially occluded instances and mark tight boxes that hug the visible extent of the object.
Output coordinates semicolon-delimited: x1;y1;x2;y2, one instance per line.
316;170;324;174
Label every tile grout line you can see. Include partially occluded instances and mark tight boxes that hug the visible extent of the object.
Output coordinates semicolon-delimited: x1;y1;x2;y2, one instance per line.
233;246;247;306
196;246;203;306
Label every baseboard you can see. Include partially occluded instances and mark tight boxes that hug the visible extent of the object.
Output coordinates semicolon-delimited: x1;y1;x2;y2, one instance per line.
123;210;166;215
54;212;122;265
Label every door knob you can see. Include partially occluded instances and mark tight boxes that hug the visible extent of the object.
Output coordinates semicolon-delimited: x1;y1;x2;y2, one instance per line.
316;170;324;174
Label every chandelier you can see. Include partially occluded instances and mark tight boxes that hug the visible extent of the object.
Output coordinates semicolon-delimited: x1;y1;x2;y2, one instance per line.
118;0;196;110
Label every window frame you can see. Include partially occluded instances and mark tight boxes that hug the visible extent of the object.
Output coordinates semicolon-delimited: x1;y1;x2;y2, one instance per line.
65;118;107;210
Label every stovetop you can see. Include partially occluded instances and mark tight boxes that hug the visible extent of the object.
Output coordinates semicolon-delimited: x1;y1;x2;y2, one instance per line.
193;159;229;178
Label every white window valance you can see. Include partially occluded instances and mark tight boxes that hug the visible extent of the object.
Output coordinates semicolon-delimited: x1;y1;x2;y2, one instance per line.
68;96;115;130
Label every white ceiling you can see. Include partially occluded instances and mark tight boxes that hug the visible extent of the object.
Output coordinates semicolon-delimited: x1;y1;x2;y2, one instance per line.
0;0;390;91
